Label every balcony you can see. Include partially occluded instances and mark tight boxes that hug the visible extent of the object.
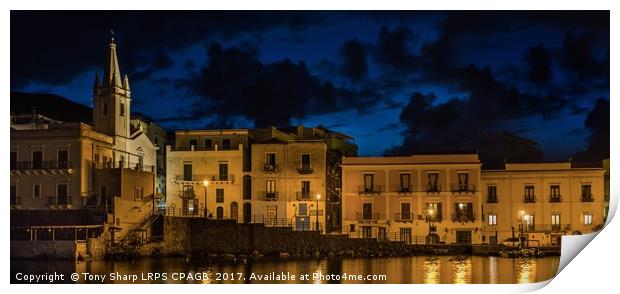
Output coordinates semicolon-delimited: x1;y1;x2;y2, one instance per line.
549;195;563;203
297;165;314;174
48;196;73;207
580;194;594;202
451;213;475;223
260;191;279;201
355;212;383;221
95;161;155;173
296;191;314;201
264;164;279;173
11;161;74;175
451;184;476;193
358;185;382;195
486;196;498;203
174;174;209;183
206;174;235;183
394;213;415;222
426;213;443;222
426;184;441;194
523;196;537;203
392;185;413;195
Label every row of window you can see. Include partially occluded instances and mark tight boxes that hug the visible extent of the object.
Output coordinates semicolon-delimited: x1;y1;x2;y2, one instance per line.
10;182;67;199
10;149;69;167
361;172;472;193
487;184;594;202
486;213;594;226
188;138;232;150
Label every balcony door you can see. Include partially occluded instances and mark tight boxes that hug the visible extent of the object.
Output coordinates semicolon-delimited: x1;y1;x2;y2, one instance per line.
32;150;43;169
362;203;373;220
363;174;374;192
183;164;192;181
219;163;228;181
57;149;68;169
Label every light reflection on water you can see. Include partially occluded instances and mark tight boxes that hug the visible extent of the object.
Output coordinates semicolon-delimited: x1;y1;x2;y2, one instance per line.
11;255;559;284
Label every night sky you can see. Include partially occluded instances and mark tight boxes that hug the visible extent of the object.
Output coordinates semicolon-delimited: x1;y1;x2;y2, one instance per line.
10;11;609;161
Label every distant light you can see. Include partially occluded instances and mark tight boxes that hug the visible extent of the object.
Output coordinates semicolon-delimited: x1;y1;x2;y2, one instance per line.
203;180;209;187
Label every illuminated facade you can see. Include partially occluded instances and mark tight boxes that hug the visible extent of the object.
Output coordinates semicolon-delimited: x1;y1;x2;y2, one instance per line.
165;129;249;220
481;162;606;246
341;154;606;245
249;127;327;232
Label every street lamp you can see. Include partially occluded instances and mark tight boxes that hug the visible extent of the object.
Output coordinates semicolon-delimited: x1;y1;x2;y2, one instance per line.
315;193;321;233
203;180;209;218
518;210;525;248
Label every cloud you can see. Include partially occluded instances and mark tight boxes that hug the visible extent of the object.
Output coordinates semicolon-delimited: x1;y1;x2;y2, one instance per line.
525;44;553;86
180;42;383;127
572;98;609;161
340;39;367;80
374;26;418;72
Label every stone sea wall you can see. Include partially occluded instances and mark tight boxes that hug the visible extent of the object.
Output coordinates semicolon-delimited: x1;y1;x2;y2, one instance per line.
163;217;470;258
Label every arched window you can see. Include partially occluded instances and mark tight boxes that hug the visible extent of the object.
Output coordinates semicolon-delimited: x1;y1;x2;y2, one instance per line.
216;206;224;219
120;102;125;117
230;202;239;221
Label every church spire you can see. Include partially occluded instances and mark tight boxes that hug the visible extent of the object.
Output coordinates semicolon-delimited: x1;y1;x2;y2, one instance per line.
103;30;122;87
123;74;130;91
93;72;100;89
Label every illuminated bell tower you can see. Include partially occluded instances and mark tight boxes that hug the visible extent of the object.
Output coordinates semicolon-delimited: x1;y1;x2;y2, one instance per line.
93;32;131;138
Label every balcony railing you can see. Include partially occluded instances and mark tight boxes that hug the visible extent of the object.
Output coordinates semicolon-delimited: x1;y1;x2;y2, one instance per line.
207;174;235;182
12;161;73;170
549;195;563;203
426;184;441;193
260;191;278;201
355;212;383;221
95;161;155;173
297;165;314;174
296;191;314;200
426;213;443;222
394;213;415;221
48;196;72;205
451;213;475;222
487;196;498;203
523;224;571;232
264;164;279;173
523;196;537;203
451;184;476;193
392;185;414;194
358;186;382;195
580;194;594;202
174;174;208;182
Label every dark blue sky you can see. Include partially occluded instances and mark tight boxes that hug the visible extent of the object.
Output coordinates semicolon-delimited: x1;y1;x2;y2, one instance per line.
11;11;609;160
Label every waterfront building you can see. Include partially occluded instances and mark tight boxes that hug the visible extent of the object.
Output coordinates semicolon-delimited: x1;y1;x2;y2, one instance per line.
165;129;249;220
249;127;327;231
342;153;483;244
10;35;158;244
341;154;606;245
481;162;606;246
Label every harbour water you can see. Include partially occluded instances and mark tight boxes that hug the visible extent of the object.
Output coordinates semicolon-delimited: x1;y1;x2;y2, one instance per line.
11;255;560;284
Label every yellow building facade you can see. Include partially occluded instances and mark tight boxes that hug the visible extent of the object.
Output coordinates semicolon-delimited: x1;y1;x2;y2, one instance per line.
249;128;327;232
342;154;606;245
482;162;605;246
165;129;249;221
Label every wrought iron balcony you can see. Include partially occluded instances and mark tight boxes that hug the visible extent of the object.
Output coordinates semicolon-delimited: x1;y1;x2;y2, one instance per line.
549;195;563;203
486;196;498;203
12;161;73;170
394;213;415;221
426;184;441;193
580;194;594;202
392;185;413;194
295;191;315;200
426;213;443;222
451;213;475;222
207;174;235;182
523;196;537;203
451;184;476;193
358;185;382;195
260;191;278;201
355;212;383;221
264;164;279;173
297;164;314;174
48;196;72;205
